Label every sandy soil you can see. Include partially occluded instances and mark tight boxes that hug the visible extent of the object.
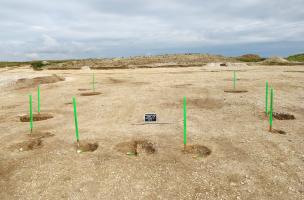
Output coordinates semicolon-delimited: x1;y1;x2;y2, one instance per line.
0;64;303;199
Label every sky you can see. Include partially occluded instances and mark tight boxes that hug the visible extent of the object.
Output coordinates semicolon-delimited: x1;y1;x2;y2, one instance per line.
0;0;304;61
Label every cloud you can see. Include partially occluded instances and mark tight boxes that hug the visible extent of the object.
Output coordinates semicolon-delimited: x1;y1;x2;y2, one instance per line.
25;53;39;60
42;35;59;47
0;0;303;61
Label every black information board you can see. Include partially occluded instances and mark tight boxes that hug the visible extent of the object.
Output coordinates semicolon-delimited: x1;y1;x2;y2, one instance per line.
145;113;157;122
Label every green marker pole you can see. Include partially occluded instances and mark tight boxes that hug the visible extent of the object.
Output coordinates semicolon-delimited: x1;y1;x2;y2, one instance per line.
233;71;236;90
73;97;80;146
38;85;40;113
265;81;268;115
183;96;187;149
29;94;33;133
269;88;274;132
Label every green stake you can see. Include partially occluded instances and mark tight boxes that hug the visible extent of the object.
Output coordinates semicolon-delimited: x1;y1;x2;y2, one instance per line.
265;81;268;115
38;85;40;113
29;94;33;133
233;71;236;89
73;97;80;145
183;96;187;149
269;88;274;132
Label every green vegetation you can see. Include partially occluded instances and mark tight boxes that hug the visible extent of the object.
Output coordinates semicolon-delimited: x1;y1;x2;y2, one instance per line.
31;61;46;70
0;61;28;68
237;54;264;62
0;60;68;69
287;53;304;62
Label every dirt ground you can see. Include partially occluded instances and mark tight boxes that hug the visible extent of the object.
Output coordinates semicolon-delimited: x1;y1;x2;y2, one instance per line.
0;64;303;199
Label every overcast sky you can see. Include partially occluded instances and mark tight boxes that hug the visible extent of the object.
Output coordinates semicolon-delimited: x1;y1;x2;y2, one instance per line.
1;0;304;61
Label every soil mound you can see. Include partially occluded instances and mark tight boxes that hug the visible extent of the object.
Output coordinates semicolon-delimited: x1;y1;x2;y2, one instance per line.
116;140;156;156
20;113;53;122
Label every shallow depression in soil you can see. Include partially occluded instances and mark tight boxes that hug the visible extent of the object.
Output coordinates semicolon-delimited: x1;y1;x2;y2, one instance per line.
75;141;99;153
80;92;101;96
15;74;65;89
224;89;248;93
273;112;295;120
115;139;156;156
19;113;54;122
271;129;287;135
11;138;43;152
78;88;90;91
183;144;212;158
27;131;55;139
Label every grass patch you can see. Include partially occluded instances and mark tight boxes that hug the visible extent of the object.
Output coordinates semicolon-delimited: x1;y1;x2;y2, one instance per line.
287;53;304;62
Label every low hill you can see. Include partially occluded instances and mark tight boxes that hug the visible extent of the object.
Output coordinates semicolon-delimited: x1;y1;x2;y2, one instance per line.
237;54;264;62
260;56;289;65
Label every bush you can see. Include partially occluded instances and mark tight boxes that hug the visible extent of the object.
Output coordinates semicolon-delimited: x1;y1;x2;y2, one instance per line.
237;54;264;62
287;53;304;62
31;61;45;71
